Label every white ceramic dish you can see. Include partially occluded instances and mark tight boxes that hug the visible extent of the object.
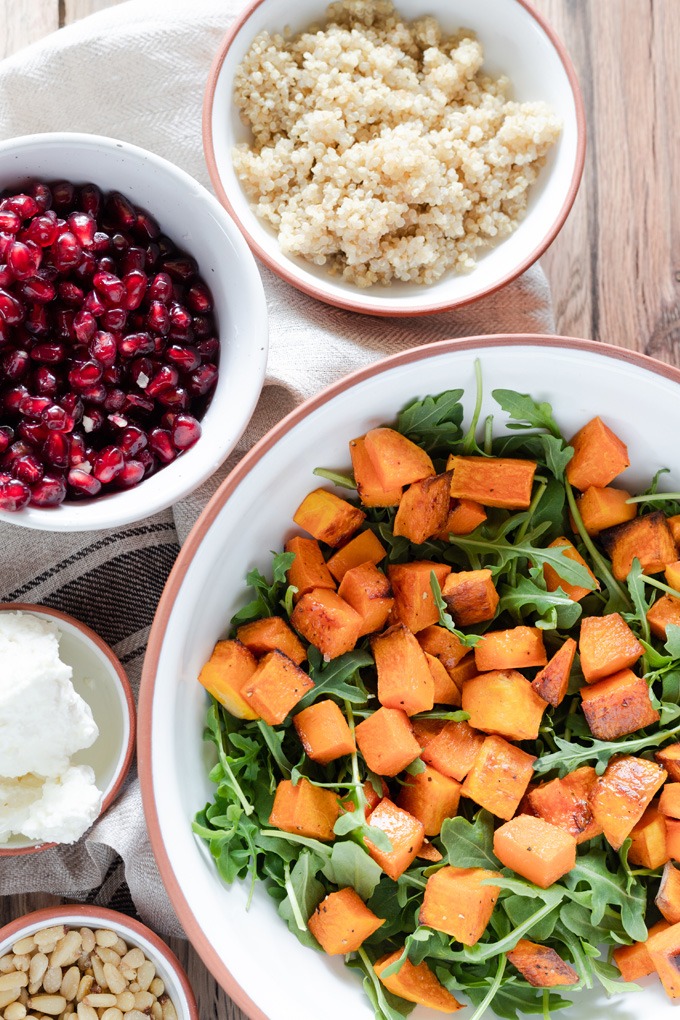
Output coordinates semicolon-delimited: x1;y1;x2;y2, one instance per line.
0;132;268;531
140;335;680;1020
0;603;135;855
204;0;585;317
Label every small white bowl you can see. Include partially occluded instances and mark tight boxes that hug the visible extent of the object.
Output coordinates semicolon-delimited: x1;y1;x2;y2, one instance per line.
204;0;585;317
0;905;197;1020
0;603;135;856
0;132;268;531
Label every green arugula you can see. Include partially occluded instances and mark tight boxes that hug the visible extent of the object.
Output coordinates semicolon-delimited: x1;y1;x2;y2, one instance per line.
396;389;464;453
230;551;296;627
497;574;582;630
430;571;481;646
297;645;373;709
492;388;562;438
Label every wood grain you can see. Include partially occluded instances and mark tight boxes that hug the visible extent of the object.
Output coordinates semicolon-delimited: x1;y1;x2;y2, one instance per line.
0;0;58;60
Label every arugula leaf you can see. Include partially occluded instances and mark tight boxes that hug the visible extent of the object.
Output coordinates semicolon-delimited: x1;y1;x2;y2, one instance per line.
452;531;596;591
396;389;464;452
230;551;296;627
321;841;383;901
298;645;373;709
497;575;582;630
495;433;574;482
503;894;560;941
492;389;562;438
313;467;357;490
430;571;481;646
278;851;326;948
666;624;680;659
533;719;680;776
440;810;500;870
564;849;647;942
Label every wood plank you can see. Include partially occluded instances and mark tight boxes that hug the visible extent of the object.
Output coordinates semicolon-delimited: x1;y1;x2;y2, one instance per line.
63;0;127;23
0;0;59;60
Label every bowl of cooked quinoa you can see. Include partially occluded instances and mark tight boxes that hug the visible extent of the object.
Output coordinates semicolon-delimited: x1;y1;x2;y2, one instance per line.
204;0;585;316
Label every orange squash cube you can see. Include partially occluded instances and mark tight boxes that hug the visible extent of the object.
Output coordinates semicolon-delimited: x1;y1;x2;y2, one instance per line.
412;718;447;749
291;588;363;659
474;626;547;672
578;612;643;682
660;784;680;820
424;652;461;706
434;498;487;538
293;488;365;548
326;529;386;583
365;799;424;879
374;951;463;1013
355;707;421;777
566;416;630;491
442;569;499;626
417;841;444;863
417;625;470;675
657;743;680;781
388;560;451;633
657;862;680;924
646;920;680;999
236;616;306;666
285;536;336;600
613;920;670;982
372;623;435;716
293;700;355;765
528;767;602;845
363;427;435;490
590;755;667;850
349;435;402;507
600;512;678;581
396;764;461;836
198;639;259;720
506;940;578;987
542;538;598;602
240;650;313;725
462;669;547;742
461;735;536;821
420;866;501;945
393;472;451;544
448;455;537;510
337;562;394;638
308;888;385;955
574;486;637;536
628;804;669;869
269;777;339;841
448;656;480;689
648;594;680;640
580;668;660;740
666;561;680;592
493;815;577;888
667;819;680;861
669;515;680;546
422;720;485;782
531;638;576;707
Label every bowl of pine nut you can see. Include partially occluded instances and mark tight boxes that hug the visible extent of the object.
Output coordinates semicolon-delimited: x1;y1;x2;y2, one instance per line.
0;906;197;1020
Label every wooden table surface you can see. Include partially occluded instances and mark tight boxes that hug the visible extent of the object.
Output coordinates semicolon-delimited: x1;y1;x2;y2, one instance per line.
0;1;679;1018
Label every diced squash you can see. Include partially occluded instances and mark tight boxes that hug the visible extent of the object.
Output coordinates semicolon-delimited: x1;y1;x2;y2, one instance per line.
393;472;451;544
661;784;680;819
198;639;259;720
269;777;339;841
657;863;680;924
372;623;435;715
667;819;680;861
600;512;678;581
293;488;365;548
669;515;680;546
363;427;435;489
412;717;447;749
417;625;470;674
293;699;355;765
422;720;485;782
528;767;602;844
461;735;536;821
396;764;461;836
442;569;499;626
448;656;480;688
566;416;630;491
589;755;667;850
648;594;680;640
657;743;680;782
308;887;385;955
374;951;463;1014
424;651;461;707
337;562;394;638
240;650;313;725
531;638;576;707
285;536;336;600
434;498;487;538
474;626;547;671
573;486;637;535
355;707;421;777
291;588;363;659
506;940;578;987
236;616;306;666
388;560;451;633
580;668;660;740
417;841;444;863
420;866;501;945
349;435;402;507
462;669;547;742
326;529;386;583
542;538;599;602
493;815;577;888
448;455;537;510
365;799;424;879
646;920;680;999
578;612;643;682
628;804;669;869
666;561;680;592
613;920;670;981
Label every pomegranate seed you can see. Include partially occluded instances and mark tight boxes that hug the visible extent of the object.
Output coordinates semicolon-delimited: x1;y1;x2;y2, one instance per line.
148;272;173;303
58;280;85;306
83;289;106;315
21;276;56;303
93;231;111;253
82;407;105;433
0;234;13;261
103;387;126;412
168;302;193;339
8;240;41;279
147;300;170;335
0;477;31;511
67;467;102;497
145;242;161;268
51;182;76;211
21;395;52;419
0;210;21;233
187;281;213;314
44;431;70;469
13;453;44;485
2;439;33;466
166;344;201;372
53;231;83;270
32;366;60;396
118;332;154;358
0;426;13;453
0;288;25;325
171;414;202;450
149;428;176;463
129;355;154;388
134;211;160;240
30;341;67;363
89;331;117;366
28;183;53;212
197;338;220;363
159;412;176;430
93;270;125;306
3;348;30;380
79;184;102;218
121;246;147;274
73;310;97;343
193;315;214;339
117;460;145;486
68;361;103;391
137;448;158;476
80;384;107;406
157;386;189;410
30;472;67;507
68;211;96;250
107;192;137;229
102;307;127;331
60;392;84;418
188;363;218;396
163;256;197;282
43;403;74;432
0;267;13;290
121;269;146;310
17;420;48;445
69;433;87;465
23;213;59;248
3;194;39;220
102;364;122;386
72;250;96;281
93;445;124;483
120;426;147;457
3;385;29;412
111;233;129;253
146;365;179;398
123;393;154;416
24;303;49;335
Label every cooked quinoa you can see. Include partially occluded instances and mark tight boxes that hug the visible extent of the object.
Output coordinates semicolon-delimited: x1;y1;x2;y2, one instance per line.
232;0;561;287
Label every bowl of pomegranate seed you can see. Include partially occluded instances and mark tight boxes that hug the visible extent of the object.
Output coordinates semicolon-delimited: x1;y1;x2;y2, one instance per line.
0;132;268;530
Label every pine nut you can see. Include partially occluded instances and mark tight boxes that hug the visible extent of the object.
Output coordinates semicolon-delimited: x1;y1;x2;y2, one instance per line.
101;1010;124;1020
151;1003;162;1020
51;932;82;970
76;975;93;1002
8;960;28;976
112;940;128;959
4;1002;27;1020
79;932;95;956
60;966;80;1002
0;990;20;1010
160;996;177;1020
94;932;118;950
33;930;64;952
28;957;47;990
115;991;135;1013
0;975;27;993
135;961;154;992
91;957;106;989
41;969;61;996
149;978;164;998
95;949;120;968
120;951;144;972
122;1011;147;1020
27;995;66;1016
133;990;154;1011
83;993;118;1008
76;1004;97;1020
0;958;16;975
10;941;34;959
102;966;126;997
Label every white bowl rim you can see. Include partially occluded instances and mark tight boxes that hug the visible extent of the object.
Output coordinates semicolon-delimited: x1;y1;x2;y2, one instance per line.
202;0;587;317
0;130;269;531
0;602;135;857
138;333;680;1019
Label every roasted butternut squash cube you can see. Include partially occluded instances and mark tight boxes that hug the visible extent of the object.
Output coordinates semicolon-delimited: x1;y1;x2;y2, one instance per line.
462;669;547;742
442;569;499;626
422;720;485;782
417;625;470;675
363;427;435;490
658;743;680;782
528;767;602;845
198;639;259;719
661;784;680;820
420;866;501;945
393;472;451;544
566;416;630;491
628;804;669;869
337;562;393;638
293;488;365;548
581;668;660;740
665;561;680;592
236;616;306;665
531;638;576;707
600;512;678;581
417;841;444;863
269;777;339;841
448;656;480;689
646;920;680;999
613;920;670;982
494;815;577;888
326;529;386;583
365;799;425;879
542;538;598;602
424;652;461;707
506;940;578;987
374;951;463;1013
667;819;680;861
474;626;547;672
579;612;643;682
657;862;680;924
355;707;421;777
291;588;363;659
285;536;336;600
590;755;667;850
434;498;487;538
396;764;461;836
461;735;536;821
388;560;451;633
412;718;447;749
573;486;637;536
448;455;537;510
308;887;385;955
648;594;680;640
349;435;402;507
669;515;680;546
293;699;355;765
372;623;435;716
240;649;313;725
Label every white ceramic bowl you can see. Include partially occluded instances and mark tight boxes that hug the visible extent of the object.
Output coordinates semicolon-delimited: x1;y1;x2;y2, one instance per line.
0;132;268;531
0;603;135;856
0;905;197;1020
139;336;680;1020
204;0;585;317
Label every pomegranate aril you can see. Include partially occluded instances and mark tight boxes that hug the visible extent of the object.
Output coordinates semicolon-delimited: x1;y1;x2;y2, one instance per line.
102;307;127;331
24;213;59;248
25;303;49;336
20;395;52;419
93;231;111;253
13;453;44;485
148;272;173;303
187;281;213;313
123;270;147;310
3;194;39;220
2;439;33;465
188;363;218;396
0;288;25;325
145;242;160;268
171;414;202;450
79;183;102;218
67;467;102;497
44;432;70;469
134;211;160;240
17;420;48;446
93;445;124;483
3;385;29;412
0;210;21;233
3;348;30;380
117;460;145;487
83;289;106;315
69;433;87;465
8;240;41;279
72;310;97;343
121;246;147;274
42;403;74;432
159;412;176;430
0;477;31;512
29;183;53;212
147;300;170;335
32;366;60;396
0;267;13;291
60;392;84;418
102;364;122;386
30;341;67;363
68;361;103;391
118;332;154;358
137;448;158;477
199;337;220;364
103;387;126;412
168;302;193;339
82;407;105;433
129;355;154;389
80;383;107;406
21;276;56;303
166;344;201;372
107;192;137;230
111;232;129;253
162;255;197;282
157;386;189;410
146;365;179;398
67;212;96;249
52;231;82;270
123;393;154;416
51;181;76;211
71;250;96;281
120;426;147;457
192;315;214;339
58;280;84;306
0;426;14;453
149;428;176;463
93;270;125;306
30;472;67;507
89;331;117;366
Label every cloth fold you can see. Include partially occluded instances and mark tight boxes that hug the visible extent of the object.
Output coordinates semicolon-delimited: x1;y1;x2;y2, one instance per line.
0;0;555;936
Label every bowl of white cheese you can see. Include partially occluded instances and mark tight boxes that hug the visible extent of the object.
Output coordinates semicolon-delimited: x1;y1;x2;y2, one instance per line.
0;605;134;854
